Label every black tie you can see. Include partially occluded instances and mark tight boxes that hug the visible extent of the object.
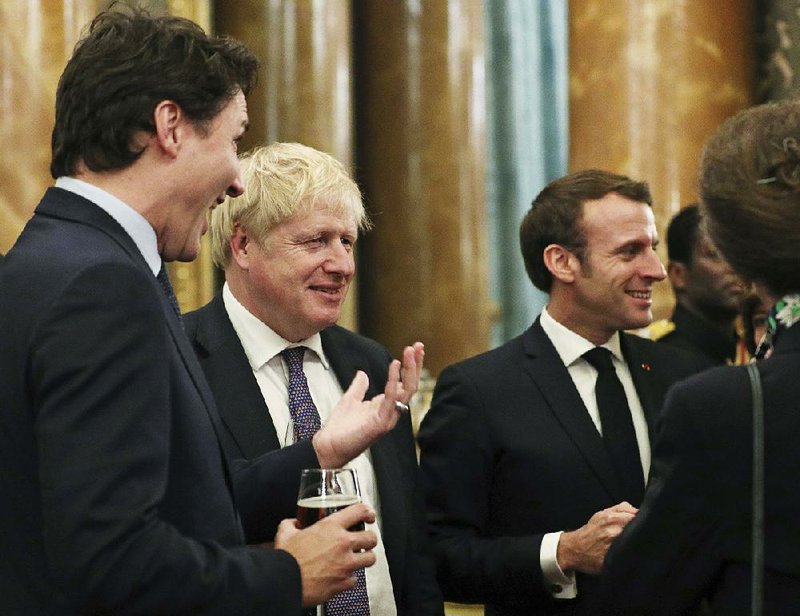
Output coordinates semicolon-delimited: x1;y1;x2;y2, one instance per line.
156;264;182;321
583;347;644;506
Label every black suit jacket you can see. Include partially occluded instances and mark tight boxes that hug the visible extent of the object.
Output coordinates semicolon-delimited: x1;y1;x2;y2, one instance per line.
184;294;443;615
602;323;800;615
0;188;301;614
659;304;738;365
417;318;710;616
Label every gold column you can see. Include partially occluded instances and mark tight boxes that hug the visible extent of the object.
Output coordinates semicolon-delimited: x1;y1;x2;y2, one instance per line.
0;1;100;254
215;0;357;328
760;0;800;100
569;0;755;319
355;1;490;376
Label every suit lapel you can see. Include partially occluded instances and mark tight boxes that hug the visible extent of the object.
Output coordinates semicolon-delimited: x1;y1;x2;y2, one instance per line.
39;190;236;487
192;295;281;458
164;304;231;442
322;328;377;396
321;328;407;594
40;190;221;421
621;333;662;440
524;320;624;502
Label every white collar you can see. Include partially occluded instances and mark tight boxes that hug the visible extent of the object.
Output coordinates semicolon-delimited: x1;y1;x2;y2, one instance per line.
539;306;623;367
222;283;329;372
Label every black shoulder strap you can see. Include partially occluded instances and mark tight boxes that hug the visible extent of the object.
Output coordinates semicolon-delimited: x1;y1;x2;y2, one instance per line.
746;362;764;616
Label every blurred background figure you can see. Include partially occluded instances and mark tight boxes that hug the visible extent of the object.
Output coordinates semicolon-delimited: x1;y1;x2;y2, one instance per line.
740;291;769;359
643;204;745;365
602;98;800;615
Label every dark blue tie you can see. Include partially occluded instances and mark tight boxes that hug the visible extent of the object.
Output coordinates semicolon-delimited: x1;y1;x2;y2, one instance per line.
282;347;370;615
156;264;181;321
583;347;645;506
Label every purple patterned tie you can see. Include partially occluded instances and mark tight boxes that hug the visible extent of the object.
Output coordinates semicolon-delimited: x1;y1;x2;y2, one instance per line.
282;347;322;441
281;347;370;615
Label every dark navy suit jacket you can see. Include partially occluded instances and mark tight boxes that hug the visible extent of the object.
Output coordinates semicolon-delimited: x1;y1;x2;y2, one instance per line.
0;188;301;614
418;318;710;616
184;294;443;615
603;323;800;615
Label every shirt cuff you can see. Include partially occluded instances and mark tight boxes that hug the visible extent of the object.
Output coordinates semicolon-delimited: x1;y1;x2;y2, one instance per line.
540;531;577;599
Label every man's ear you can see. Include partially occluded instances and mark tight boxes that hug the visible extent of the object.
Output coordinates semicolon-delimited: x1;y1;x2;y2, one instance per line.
152;100;182;157
667;261;688;293
543;244;579;284
229;223;251;269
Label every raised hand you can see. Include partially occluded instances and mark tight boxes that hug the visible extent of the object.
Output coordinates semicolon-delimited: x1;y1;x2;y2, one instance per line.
312;342;424;469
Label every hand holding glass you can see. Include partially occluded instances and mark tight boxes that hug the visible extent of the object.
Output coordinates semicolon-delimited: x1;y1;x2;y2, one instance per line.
296;468;364;531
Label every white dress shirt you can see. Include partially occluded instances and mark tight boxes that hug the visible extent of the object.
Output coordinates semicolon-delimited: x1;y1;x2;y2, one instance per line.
222;283;397;615
537;307;651;599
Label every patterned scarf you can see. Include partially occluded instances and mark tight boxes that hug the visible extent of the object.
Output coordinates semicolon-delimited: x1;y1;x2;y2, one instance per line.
754;293;800;359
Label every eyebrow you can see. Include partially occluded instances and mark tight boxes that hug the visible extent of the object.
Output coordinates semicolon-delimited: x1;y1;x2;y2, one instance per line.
612;236;659;253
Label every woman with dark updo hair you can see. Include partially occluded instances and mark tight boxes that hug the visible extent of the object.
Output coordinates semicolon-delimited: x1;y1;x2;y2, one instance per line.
599;100;800;615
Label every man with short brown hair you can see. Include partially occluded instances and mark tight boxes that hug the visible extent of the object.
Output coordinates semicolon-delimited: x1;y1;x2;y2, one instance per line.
0;11;386;614
419;169;709;615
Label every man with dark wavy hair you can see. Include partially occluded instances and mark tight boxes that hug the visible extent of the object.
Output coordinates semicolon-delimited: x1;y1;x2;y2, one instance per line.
0;10;386;614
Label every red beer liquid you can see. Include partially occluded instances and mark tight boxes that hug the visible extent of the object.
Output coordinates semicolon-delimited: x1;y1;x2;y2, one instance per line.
296;494;365;531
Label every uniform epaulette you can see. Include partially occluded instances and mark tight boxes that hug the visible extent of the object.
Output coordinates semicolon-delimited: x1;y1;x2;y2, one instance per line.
633;319;676;341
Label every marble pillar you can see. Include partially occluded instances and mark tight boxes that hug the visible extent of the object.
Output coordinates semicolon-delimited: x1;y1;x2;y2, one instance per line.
354;0;490;377
759;0;800;100
569;0;755;319
0;1;100;254
215;0;358;329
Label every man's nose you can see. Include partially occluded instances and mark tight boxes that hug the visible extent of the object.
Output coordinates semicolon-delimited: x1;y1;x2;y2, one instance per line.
225;177;245;199
326;241;355;276
643;249;667;281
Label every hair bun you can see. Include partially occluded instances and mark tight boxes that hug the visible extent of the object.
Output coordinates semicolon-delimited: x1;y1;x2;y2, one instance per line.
770;137;800;190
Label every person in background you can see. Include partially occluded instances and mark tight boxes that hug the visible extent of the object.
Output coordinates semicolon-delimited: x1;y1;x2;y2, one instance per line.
0;10;392;614
417;169;709;615
740;290;769;358
602;99;800;614
644;204;745;365
184;142;443;616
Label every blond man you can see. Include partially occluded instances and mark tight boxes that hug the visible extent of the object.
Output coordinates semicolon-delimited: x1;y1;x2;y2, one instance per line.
184;143;443;616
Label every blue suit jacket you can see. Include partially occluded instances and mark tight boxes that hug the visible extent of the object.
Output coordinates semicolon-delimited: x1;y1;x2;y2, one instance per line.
418;318;710;616
183;295;443;615
0;188;301;614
